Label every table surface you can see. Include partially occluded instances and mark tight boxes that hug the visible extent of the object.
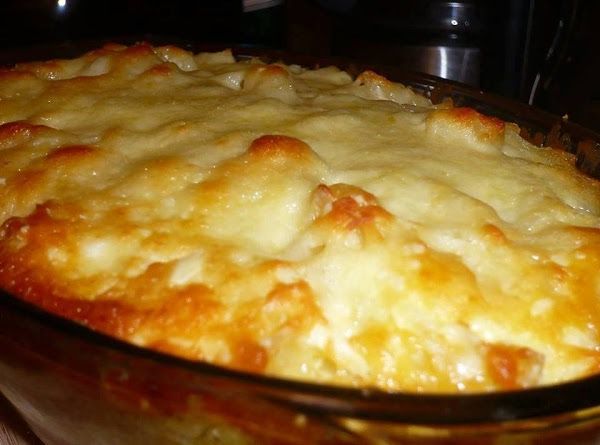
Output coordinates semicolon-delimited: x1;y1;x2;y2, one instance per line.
0;394;43;445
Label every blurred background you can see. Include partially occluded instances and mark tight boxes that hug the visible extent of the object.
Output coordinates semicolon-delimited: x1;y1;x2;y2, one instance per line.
0;0;598;132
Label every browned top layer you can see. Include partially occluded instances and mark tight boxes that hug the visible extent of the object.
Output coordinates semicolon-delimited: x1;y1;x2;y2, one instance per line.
0;43;599;393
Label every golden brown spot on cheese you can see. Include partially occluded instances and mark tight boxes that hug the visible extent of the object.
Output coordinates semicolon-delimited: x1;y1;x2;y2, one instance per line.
99;43;127;53
0;69;37;81
482;223;508;244
120;43;155;59
427;107;505;148
244;64;290;87
44;144;98;163
485;343;543;390
261;64;288;76
450;107;505;134
143;63;175;77
247;134;315;164
355;70;391;87
231;340;269;373
7;169;48;195
414;249;482;311
310;184;335;213
351;69;431;106
327;183;378;206
155;45;189;59
565;225;600;240
313;183;393;242
329;197;391;231
0;121;50;147
0;211;81;315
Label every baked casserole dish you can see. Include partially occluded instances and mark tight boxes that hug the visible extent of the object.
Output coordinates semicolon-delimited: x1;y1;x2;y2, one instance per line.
1;43;600;444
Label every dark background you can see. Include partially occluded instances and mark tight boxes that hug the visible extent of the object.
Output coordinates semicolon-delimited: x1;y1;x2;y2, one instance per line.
0;0;598;132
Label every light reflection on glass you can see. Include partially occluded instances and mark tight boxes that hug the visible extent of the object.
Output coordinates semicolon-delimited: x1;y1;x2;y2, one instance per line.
439;47;448;79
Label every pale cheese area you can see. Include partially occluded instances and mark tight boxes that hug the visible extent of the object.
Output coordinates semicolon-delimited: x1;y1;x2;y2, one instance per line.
0;44;599;393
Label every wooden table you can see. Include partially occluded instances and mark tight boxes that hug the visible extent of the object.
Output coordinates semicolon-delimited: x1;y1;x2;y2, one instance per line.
0;394;43;445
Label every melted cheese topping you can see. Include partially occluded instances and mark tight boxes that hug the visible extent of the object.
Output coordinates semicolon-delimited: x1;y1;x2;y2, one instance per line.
1;43;600;393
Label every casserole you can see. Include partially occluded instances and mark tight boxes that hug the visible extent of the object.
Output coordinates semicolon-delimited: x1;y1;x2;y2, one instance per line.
1;43;600;444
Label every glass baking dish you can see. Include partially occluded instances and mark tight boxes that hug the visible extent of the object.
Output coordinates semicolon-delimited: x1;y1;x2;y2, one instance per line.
1;42;600;444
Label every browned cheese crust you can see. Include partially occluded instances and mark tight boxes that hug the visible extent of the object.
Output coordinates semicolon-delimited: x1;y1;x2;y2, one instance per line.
0;43;599;393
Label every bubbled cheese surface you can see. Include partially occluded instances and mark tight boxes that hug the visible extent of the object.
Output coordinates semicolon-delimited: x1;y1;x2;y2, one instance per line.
1;43;600;393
